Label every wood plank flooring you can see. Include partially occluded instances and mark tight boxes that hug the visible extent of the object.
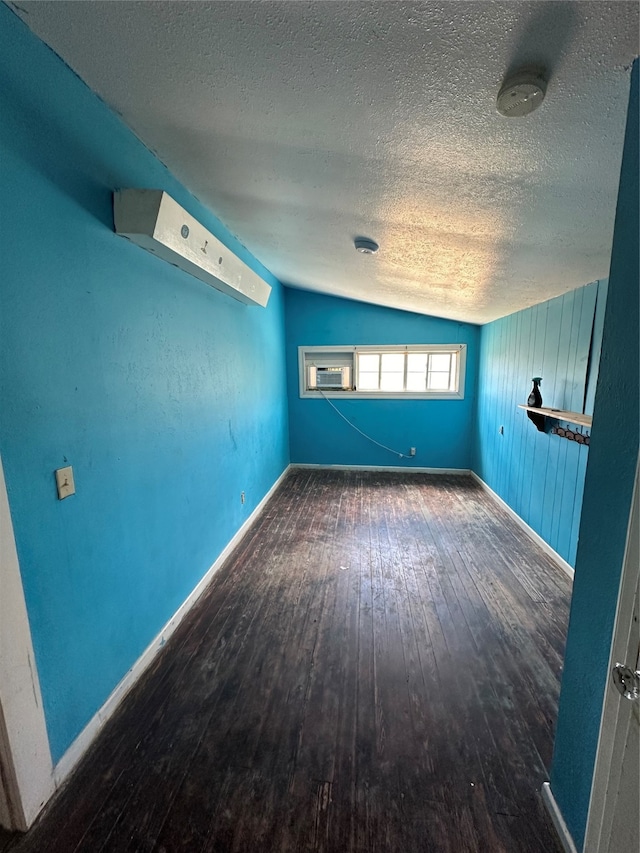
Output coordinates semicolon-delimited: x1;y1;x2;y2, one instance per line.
5;470;571;852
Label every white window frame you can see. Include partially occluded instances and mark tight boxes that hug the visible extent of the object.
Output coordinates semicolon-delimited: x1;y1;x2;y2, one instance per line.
299;344;466;399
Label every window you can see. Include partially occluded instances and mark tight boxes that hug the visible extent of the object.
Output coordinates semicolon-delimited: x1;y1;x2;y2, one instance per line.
299;345;466;399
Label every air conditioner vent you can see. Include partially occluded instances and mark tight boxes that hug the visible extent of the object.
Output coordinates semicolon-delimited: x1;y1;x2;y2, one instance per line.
308;365;352;391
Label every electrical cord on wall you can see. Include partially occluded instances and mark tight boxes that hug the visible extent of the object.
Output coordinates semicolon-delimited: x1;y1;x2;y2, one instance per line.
317;388;410;459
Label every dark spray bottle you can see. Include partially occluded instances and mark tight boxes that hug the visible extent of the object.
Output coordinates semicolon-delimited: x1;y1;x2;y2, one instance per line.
528;377;543;407
527;377;545;431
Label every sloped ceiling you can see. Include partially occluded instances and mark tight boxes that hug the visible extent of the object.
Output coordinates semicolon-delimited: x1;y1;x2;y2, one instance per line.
10;1;639;323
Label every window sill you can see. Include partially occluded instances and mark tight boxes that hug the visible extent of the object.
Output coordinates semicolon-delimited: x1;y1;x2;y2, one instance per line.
300;390;465;400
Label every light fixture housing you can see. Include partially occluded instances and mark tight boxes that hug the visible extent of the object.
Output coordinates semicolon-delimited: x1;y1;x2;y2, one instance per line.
354;237;379;255
497;68;547;117
113;189;272;307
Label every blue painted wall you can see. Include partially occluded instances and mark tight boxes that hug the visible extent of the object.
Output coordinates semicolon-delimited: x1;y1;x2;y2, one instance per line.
551;60;639;850
0;5;289;763
285;289;479;468
473;280;608;567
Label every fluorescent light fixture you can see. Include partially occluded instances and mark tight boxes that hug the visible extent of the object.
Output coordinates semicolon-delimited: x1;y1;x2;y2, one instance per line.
113;189;271;307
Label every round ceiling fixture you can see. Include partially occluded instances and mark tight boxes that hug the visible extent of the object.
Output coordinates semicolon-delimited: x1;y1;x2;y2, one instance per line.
354;237;379;255
497;69;547;117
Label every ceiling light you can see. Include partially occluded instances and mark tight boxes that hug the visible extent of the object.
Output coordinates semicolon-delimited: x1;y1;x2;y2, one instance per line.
354;237;379;254
497;69;547;117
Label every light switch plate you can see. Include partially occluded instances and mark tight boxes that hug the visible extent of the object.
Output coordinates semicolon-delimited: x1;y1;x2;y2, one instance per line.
55;466;75;500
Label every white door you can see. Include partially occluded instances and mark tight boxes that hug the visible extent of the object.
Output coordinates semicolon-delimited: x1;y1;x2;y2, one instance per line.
0;456;53;830
584;459;640;853
1;702;19;829
0;726;13;828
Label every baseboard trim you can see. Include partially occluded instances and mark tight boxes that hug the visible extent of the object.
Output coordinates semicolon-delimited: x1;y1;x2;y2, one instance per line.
470;472;575;580
542;782;579;853
291;464;472;475
53;464;291;789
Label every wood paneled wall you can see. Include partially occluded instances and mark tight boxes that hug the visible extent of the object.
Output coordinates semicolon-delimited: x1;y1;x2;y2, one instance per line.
473;280;608;567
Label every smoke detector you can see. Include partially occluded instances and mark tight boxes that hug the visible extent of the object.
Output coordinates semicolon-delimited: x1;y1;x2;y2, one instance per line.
497;69;547;117
354;237;379;254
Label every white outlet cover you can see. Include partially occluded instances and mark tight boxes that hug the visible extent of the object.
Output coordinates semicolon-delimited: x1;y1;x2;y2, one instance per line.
55;466;75;500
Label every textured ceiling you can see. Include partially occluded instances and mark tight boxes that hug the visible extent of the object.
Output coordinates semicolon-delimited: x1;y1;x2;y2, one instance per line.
11;1;639;323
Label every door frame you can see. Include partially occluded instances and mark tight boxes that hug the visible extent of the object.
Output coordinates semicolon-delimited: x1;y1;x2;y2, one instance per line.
0;455;53;830
583;456;640;852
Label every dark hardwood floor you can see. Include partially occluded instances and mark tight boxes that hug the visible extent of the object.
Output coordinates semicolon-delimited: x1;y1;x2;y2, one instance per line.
0;829;17;853
6;470;571;852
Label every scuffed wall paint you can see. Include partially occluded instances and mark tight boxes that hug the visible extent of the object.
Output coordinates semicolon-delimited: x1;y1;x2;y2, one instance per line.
0;5;289;762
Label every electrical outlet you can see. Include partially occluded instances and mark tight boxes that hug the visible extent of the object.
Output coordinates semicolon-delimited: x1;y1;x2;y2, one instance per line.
240;491;245;504
409;447;416;457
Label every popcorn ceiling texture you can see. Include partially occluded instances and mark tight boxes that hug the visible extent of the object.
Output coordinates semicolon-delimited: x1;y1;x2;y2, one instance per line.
13;0;639;323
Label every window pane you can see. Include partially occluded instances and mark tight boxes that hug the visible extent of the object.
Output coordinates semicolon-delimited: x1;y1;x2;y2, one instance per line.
429;353;452;373
407;353;428;372
351;347;461;394
380;371;404;391
449;352;458;390
380;352;404;391
427;372;451;390
426;352;458;392
406;352;428;391
357;353;380;390
358;372;380;391
380;353;404;372
406;372;427;391
358;353;379;373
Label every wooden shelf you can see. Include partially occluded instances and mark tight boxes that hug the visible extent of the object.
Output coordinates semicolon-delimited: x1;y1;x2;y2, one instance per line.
518;405;592;428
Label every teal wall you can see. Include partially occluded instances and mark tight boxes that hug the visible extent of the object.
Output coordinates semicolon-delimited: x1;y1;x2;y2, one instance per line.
473;279;608;567
550;59;639;850
284;289;480;468
0;5;289;762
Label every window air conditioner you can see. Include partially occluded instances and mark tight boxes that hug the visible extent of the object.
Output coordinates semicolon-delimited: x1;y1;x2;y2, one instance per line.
308;365;352;391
